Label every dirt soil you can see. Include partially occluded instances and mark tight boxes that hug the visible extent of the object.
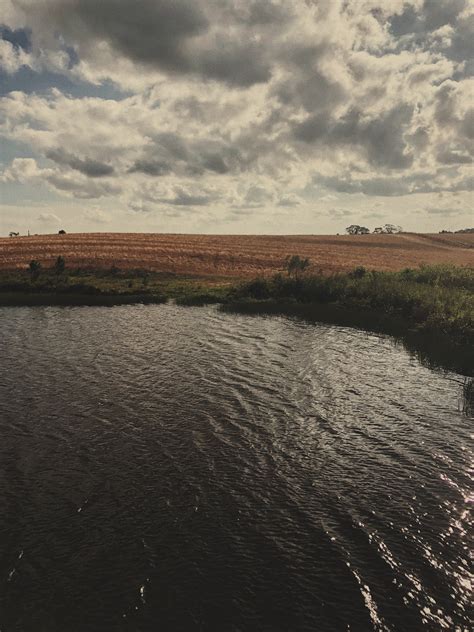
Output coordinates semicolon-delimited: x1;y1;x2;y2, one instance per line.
1;232;473;277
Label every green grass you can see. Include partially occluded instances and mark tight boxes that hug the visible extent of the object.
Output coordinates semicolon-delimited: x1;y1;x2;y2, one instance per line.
1;263;472;346
229;265;474;345
0;268;233;305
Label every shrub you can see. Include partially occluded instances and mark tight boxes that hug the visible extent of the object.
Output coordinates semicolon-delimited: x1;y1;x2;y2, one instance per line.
349;266;367;279
54;256;66;275
244;277;271;300
284;255;310;276
29;260;42;279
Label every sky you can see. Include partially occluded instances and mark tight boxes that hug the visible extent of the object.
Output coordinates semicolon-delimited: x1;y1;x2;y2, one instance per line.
0;0;472;235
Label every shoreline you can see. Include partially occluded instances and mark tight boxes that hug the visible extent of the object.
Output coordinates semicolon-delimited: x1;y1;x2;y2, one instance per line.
1;289;472;376
0;291;166;307
1;264;472;375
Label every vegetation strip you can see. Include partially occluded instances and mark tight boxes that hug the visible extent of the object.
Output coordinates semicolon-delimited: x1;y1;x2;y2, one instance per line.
1;262;472;369
231;265;474;343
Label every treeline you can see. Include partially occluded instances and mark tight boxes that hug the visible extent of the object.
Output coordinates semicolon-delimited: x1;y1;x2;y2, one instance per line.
439;228;474;234
345;224;402;235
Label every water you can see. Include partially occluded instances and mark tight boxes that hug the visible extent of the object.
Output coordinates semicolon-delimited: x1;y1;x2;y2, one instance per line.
0;304;472;631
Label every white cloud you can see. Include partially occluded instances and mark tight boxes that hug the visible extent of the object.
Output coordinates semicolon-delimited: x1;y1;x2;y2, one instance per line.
0;0;472;232
37;212;61;223
0;39;31;74
82;208;112;224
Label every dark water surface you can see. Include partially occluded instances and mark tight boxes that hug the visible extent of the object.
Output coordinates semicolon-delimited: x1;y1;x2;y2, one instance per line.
0;304;472;631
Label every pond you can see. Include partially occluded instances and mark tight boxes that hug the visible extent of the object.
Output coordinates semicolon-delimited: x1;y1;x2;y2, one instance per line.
0;304;471;631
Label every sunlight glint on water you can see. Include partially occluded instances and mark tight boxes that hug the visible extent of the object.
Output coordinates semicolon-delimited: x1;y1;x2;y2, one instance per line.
0;304;471;631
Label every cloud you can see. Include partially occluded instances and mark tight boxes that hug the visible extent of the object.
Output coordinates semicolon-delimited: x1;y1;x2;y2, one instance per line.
277;193;302;207
46;148;115;177
128;159;171;177
0;0;472;233
37;212;61;223
294;103;415;169
6;0;287;87
312;167;473;197
436;149;472;164
45;171;121;198
0;38;32;74
162;189;214;207
1;157;52;182
425;205;464;216
82;208;112;223
326;207;354;219
0;155;121;199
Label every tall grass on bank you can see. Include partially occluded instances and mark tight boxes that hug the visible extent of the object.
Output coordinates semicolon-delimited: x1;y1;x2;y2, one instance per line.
231;265;474;343
0;267;230;304
0;263;472;344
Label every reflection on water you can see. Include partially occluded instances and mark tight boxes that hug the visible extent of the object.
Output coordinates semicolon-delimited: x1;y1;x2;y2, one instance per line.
223;301;474;377
0;304;472;631
462;378;473;416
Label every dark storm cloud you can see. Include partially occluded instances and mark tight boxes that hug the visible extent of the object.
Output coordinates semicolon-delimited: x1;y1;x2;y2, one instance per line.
46;148;115;177
46;172;121;198
295;104;415;170
275;68;347;113
198;43;272;87
437;149;472;164
128;159;172;177
142;185;218;207
12;0;280;86
130;134;245;177
166;191;212;206
433;88;474;163
434;82;460;126
313;168;472;197
2;0;473;219
459;108;474;139
389;0;467;36
389;0;473;75
227;0;292;26
449;13;474;68
47;0;208;70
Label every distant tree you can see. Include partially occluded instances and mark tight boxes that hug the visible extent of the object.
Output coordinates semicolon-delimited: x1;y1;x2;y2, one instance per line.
58;229;66;235
373;227;383;234
54;256;66;275
29;260;42;279
9;231;19;237
285;255;311;276
346;225;370;235
382;224;402;234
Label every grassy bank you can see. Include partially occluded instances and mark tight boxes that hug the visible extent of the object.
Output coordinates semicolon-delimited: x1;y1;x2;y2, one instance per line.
227;265;474;345
0;268;231;306
1;264;472;371
1;265;472;342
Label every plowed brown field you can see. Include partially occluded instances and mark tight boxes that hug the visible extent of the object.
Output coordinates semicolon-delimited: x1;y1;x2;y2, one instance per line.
1;233;473;277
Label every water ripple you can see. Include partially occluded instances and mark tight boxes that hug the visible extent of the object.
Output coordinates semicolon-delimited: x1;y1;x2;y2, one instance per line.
0;304;471;631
